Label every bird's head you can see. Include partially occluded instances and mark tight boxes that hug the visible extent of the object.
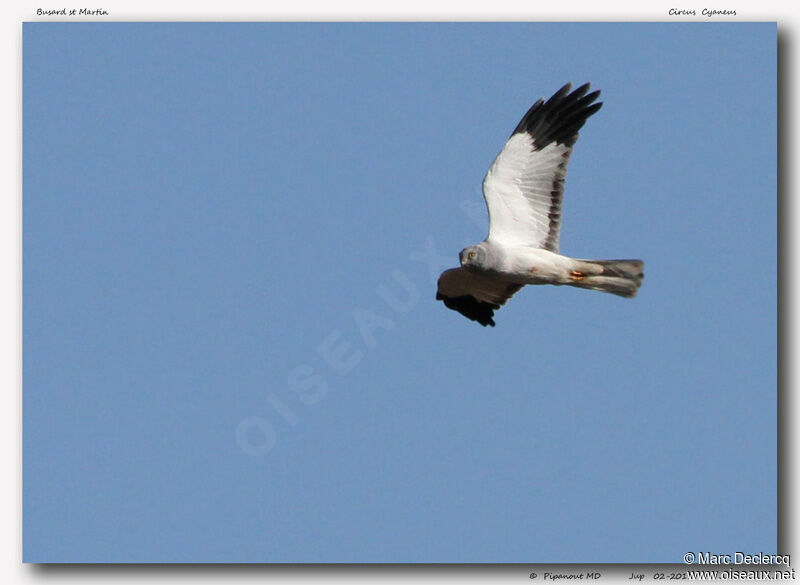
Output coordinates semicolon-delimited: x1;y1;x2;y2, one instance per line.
459;245;486;270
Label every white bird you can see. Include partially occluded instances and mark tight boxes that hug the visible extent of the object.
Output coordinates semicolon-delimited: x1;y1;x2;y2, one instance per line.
436;83;644;327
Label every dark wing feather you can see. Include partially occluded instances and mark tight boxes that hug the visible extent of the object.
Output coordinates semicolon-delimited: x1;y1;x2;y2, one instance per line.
511;82;601;148
436;268;523;327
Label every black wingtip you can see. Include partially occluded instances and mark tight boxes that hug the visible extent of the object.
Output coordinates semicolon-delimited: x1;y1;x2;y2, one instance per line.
549;83;573;103
573;82;591;94
511;82;602;149
437;293;497;327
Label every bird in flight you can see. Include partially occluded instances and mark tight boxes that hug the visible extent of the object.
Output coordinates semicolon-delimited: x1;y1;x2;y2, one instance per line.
436;83;644;327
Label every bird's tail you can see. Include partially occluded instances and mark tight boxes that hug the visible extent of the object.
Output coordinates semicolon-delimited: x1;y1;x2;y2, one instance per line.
568;259;644;298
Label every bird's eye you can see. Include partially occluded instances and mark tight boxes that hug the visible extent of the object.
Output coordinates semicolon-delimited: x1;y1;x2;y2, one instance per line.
468;252;477;260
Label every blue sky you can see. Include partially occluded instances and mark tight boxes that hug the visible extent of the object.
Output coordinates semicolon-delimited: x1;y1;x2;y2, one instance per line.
23;22;776;562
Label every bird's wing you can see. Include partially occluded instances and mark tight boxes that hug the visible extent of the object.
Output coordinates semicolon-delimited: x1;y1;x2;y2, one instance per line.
436;268;523;327
481;83;602;252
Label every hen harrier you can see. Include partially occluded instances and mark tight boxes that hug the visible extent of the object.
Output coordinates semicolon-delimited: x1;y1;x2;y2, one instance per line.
436;83;644;327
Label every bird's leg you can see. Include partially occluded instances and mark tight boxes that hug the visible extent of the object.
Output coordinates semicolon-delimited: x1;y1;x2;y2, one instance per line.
569;270;585;281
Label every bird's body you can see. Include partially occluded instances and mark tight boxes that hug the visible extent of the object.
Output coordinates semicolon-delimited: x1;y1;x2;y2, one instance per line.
453;241;570;284
436;83;644;327
486;243;572;285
